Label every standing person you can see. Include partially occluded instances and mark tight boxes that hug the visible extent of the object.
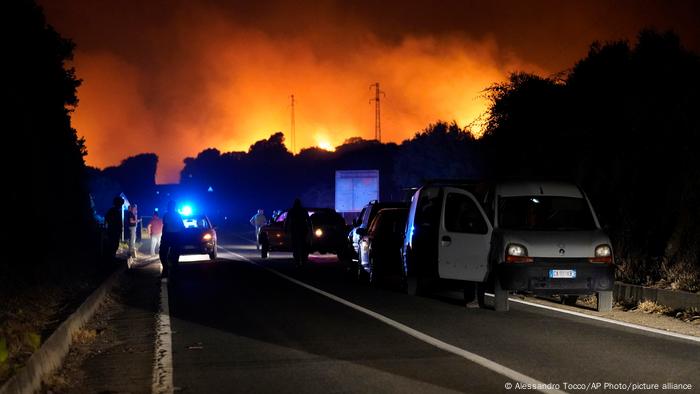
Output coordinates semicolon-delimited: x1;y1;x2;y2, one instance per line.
285;198;311;267
125;204;138;258
148;211;163;255
160;200;184;279
104;196;124;263
249;209;267;250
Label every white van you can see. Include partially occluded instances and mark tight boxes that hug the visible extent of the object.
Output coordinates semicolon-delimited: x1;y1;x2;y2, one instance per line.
401;181;615;312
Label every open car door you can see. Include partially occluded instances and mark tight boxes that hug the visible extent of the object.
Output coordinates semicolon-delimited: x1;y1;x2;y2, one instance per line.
438;187;492;282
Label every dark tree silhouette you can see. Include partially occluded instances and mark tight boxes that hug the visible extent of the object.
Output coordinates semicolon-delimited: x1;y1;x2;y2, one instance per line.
483;29;700;290
4;0;96;284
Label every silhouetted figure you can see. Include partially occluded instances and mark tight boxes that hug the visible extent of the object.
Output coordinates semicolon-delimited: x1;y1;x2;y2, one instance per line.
104;196;124;263
148;211;163;255
160;200;184;278
285;199;311;266
126;204;138;258
250;209;267;250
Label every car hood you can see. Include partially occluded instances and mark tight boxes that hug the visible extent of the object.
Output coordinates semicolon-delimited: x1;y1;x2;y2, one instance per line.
499;229;611;258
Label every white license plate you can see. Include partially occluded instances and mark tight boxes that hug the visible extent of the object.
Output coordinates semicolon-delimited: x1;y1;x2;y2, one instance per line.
549;269;576;279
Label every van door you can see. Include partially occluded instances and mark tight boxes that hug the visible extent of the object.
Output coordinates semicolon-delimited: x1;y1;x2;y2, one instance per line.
438;187;493;282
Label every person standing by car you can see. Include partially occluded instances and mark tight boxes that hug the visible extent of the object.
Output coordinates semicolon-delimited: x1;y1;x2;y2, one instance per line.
104;196;124;264
249;209;267;250
160;200;184;278
125;204;138;258
285;199;311;267
148;211;163;255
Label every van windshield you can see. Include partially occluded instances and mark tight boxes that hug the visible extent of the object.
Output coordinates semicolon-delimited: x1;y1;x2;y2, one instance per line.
498;196;596;231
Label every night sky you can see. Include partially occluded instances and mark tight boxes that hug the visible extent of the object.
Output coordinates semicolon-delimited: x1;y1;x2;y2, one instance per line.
39;0;700;182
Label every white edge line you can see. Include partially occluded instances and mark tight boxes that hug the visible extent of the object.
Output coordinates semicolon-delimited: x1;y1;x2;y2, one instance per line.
481;293;700;344
222;247;567;394
152;278;175;394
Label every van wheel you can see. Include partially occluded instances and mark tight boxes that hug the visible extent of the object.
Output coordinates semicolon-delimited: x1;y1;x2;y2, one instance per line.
561;295;578;306
494;275;509;312
597;290;613;312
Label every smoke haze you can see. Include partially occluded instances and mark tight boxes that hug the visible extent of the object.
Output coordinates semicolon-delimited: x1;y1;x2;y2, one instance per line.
39;0;700;182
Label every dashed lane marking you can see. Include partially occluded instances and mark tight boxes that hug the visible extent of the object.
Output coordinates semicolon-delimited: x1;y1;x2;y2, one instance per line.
220;245;567;394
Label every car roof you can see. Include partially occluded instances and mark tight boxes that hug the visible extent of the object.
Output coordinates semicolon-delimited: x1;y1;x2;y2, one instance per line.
496;181;583;198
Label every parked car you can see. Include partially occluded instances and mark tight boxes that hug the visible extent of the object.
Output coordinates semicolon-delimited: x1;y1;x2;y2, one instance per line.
402;180;614;312
171;214;218;262
357;207;409;285
259;208;349;259
347;200;408;263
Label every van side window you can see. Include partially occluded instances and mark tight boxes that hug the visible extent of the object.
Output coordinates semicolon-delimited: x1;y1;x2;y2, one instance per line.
416;187;440;227
444;193;488;234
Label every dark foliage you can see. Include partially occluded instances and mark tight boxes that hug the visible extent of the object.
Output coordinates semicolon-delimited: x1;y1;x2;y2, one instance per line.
483;30;700;289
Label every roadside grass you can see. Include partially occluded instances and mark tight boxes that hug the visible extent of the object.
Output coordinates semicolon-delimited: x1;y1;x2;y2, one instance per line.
0;247;126;387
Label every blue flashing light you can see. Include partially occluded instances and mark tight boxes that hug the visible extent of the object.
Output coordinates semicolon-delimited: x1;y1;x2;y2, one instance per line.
179;205;193;216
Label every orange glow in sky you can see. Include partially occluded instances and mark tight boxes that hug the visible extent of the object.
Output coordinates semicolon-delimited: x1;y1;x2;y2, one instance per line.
66;9;542;183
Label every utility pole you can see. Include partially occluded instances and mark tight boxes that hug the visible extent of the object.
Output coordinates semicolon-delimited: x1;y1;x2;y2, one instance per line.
369;82;385;142
290;94;296;154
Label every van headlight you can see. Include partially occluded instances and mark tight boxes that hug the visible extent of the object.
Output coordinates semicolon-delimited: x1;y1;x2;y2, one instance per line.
595;244;611;257
314;228;323;237
505;243;533;263
507;243;527;257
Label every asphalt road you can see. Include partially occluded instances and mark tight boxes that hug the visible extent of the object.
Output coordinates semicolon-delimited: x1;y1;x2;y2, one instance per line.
165;233;700;394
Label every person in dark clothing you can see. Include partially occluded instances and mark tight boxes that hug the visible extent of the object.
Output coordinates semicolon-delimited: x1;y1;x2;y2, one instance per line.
104;196;124;263
284;198;312;266
159;200;184;278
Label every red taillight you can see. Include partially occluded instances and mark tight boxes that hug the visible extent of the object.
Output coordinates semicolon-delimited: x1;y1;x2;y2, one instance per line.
589;256;612;264
505;255;534;263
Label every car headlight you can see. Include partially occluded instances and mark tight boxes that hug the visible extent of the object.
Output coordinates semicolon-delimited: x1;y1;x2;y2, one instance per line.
202;233;213;241
314;228;323;237
595;244;611;257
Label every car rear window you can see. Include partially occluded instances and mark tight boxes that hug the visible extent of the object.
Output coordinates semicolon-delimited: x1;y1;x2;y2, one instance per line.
498;196;596;231
182;216;211;229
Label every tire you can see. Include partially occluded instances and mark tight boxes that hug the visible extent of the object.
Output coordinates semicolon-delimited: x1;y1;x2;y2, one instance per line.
561;295;579;306
209;248;218;260
494;274;509;312
597;290;613;312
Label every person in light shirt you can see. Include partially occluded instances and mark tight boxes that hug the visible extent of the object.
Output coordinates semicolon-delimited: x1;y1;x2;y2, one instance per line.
250;209;268;250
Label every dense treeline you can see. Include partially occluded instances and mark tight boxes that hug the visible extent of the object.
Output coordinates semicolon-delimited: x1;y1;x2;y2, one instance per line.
3;0;99;290
481;30;700;290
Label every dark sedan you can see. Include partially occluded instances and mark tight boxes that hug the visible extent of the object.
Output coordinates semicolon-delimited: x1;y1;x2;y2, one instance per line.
357;207;409;285
259;208;349;259
172;214;218;262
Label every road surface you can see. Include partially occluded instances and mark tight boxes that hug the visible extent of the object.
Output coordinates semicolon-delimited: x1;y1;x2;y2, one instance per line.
159;233;700;393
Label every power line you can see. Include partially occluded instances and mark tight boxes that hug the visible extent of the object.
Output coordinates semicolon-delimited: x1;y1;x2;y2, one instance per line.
369;82;385;142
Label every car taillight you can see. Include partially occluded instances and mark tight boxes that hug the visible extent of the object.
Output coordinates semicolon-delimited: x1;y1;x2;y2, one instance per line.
505;243;533;263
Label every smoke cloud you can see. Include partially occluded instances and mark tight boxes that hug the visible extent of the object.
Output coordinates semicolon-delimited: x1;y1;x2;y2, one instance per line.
45;0;699;182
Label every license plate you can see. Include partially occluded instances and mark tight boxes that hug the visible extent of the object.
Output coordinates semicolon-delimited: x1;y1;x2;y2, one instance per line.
549;269;576;279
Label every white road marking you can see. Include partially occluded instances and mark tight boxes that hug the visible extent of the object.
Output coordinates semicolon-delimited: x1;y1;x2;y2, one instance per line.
152;277;174;394
221;246;567;394
482;293;700;344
